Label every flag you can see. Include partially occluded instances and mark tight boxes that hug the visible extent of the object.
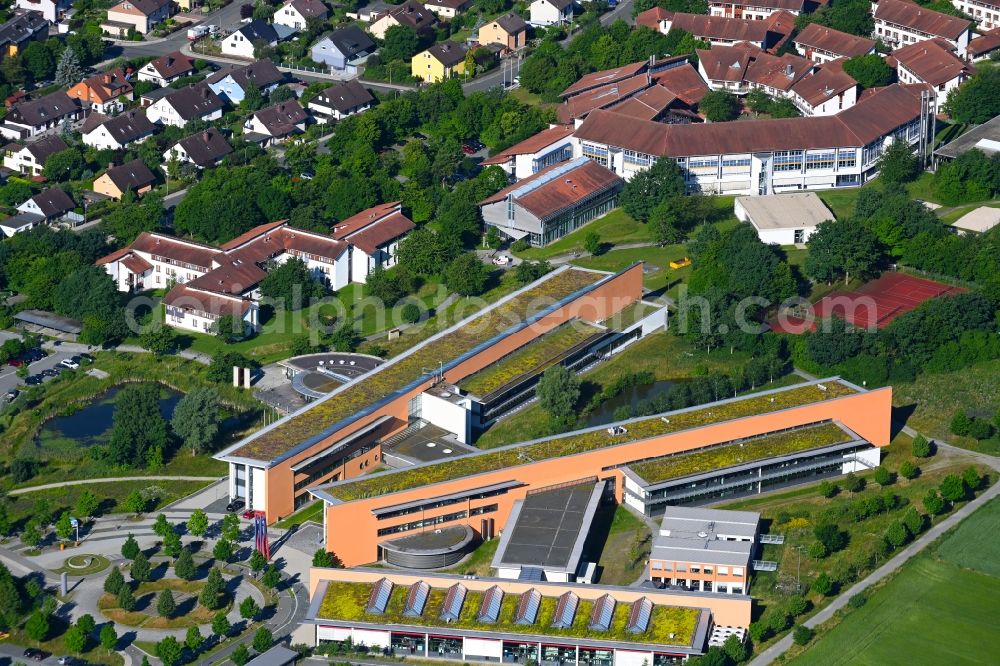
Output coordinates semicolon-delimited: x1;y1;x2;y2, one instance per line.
254;513;270;560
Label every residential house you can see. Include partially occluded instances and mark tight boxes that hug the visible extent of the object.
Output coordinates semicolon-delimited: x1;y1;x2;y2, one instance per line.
145;84;225;127
3;135;68;176
1;92;83;140
872;0;972;57
424;0;471;18
17;187;75;223
221;20;279;59
310;25;376;71
67;68;134;114
968;27;1000;60
639;8;796;50
708;0;818;19
92;158;156;199
482;124;576;180
307;79;376;121
793;23;877;63
273;0;330;31
81;110;157;150
244;100;310;146
15;0;72;23
369;1;438;40
0;12;50;57
411;41;467;83
348;0;393;22
529;0;574;26
479;156;623;246
950;0;1000;31
569;83;928;194
891;38;972;103
331;201;416;283
137;51;196;87
206;60;284;105
102;0;172;36
163;128;233;169
478;12;528;52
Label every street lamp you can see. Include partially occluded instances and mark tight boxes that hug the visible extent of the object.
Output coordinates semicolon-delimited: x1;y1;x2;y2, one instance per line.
70;516;79;544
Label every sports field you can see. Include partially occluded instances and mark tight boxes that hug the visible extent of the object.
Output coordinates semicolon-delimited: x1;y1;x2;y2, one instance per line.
789;498;1000;665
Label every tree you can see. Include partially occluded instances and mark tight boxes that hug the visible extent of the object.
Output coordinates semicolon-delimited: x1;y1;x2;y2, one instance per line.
722;633;749;662
950;411;972;436
213;538;234;562
104;566;126;595
444;253;489;297
939;474;967;502
899;461;918;479
53;265;124;344
619;157;685;221
745;88;771;116
212;611;231;638
77;614;96;636
232;644;251;666
64;624;87;654
172;388;221;456
239;595;260;621
312;548;342;568
805;218;882;285
515;260;552;284
156;636;183;666
175;548;196;580
131;552;151;583
108;384;168;469
222;513;241;542
153;513;171;538
262;564;280;588
911;434;932;458
185;626;203;651
584;231;602;255
252;627;274;652
807;540;828;559
104;197;165;244
259;258;326;307
690;646;727;666
842;54;894;89
123;491;146;517
213;313;248;343
157;589;176;617
200;567;225;610
43;148;86;182
818;480;838;498
886;520;911;548
0;505;8;537
873;466;892;486
75;490;100;519
139;326;176;355
381;25;420;63
902;507;924;536
700;89;741;122
877;140;919;185
814;523;847;553
187;509;209;538
843;472;865;494
55;511;73;540
100;623;117;652
943;67;1000;124
20;522;41;548
923;489;946;515
811;571;833;596
122;533;141;559
25;611;49;642
55;46;83;87
792;625;814;645
249;548;267;573
962;466;981;492
536;365;581;427
786;595;809;617
117;584;136;612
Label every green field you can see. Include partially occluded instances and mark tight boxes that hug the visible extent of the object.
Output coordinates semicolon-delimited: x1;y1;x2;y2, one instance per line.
789;498;1000;665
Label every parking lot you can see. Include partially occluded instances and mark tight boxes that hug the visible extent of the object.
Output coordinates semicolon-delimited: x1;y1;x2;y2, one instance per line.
0;345;80;399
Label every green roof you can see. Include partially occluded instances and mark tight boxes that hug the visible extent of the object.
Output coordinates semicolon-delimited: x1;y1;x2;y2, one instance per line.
324;380;857;502
228;268;604;461
317;581;700;647
603;301;660;331
628;421;854;485
458;320;601;398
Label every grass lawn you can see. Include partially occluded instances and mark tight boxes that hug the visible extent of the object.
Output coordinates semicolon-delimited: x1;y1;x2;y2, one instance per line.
939;201;1000;225
593;506;651;586
786;497;1000;665
442;538;500;577
515;209;652;261
572;245;688;296
274;499;324;529
891;359;1000;455
816;188;863;221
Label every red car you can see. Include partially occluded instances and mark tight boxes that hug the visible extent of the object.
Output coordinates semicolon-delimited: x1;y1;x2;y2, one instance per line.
7;358;24;367
461;144;476;155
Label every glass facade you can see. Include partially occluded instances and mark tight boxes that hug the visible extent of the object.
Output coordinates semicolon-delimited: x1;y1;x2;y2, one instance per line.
533;146;573;173
581;143;609;167
773;150;803;172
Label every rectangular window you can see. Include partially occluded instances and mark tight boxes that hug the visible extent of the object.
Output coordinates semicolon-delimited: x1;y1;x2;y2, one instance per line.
805;151;835;170
623;149;651;167
718;566;729;575
581;143;609;167
703;566;713;575
732;567;744;577
652;562;664;570
837;149;856;169
690;565;701;574
773;150;803;172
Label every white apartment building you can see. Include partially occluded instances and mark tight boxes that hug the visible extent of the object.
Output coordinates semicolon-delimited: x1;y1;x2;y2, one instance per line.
951;0;1000;31
570;84;929;195
481;124;575;180
709;0;811;20
872;0;972;57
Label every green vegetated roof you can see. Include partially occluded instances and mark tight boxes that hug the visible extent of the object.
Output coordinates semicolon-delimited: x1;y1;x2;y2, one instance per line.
603;301;659;331
628;421;853;485
317;581;700;647
326;380;857;501
232;268;604;460
458;320;602;398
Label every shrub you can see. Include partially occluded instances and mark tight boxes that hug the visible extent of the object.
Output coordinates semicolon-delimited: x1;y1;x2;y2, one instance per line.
808;540;828;559
873;466;892;486
967;418;994;440
792;625;814;645
911;434;932;458
814;523;847;553
962;466;982;492
818;480;838;498
950;410;972;436
766;610;792;634
811;572;833;596
786;594;809;617
511;239;530;252
844;472;865;493
939;474;967;502
923;489;946;515
748;621;770;643
401;303;421;324
848;592;868;608
898;461;918;479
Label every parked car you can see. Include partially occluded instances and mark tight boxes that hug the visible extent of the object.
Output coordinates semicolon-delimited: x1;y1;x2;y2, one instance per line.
7;357;24;367
24;375;42;386
226;498;245;513
493;254;512;266
60;357;80;369
242;509;256;519
42;368;59;378
462;144;477;155
4;389;18;403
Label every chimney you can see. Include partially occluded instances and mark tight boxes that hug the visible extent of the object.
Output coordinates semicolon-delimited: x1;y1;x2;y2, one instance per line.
103;73;112;84
203;130;210;141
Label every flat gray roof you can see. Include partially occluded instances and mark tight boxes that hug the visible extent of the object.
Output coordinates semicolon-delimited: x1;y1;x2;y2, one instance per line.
934;115;1000;160
245;645;297;666
650;536;752;567
493;480;604;573
736;192;834;230
14;309;82;334
651;506;759;567
381;525;475;555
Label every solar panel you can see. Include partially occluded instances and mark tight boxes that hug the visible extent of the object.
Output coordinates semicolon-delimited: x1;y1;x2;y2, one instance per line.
404;581;430;618
551;592;579;629
627;597;653;634
439;584;467;622
514;588;541;626
477;586;504;623
366;578;393;615
588;594;616;632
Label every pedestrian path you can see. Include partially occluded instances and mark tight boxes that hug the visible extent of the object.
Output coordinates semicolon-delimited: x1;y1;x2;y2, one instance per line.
9;476;221;495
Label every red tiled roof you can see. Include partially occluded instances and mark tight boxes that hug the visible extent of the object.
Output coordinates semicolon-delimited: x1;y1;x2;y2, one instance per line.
482;125;575;166
221;220;287;250
121;253;153;274
892;39;971;86
745;51;812;92
480;158;623;221
162;284;251;318
969;28;1000;58
561;60;650;97
651;64;710;105
636;7;669;31
873;0;971;40
332;202;403;238
188;255;267;296
129;232;219;270
790;59;858;106
668;12;771;43
794;23;876;58
147;51;196;79
606;86;679;121
338;212;414;254
557;73;653;123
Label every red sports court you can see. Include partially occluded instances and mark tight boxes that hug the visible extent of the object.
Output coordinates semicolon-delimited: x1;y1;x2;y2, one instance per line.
770;273;964;334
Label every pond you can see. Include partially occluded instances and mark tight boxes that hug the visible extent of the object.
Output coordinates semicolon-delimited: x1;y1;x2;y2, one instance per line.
37;384;183;454
585;380;679;428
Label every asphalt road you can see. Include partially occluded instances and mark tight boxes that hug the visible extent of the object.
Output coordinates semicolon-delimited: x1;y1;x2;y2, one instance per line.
0;340;75;396
0;643;66;666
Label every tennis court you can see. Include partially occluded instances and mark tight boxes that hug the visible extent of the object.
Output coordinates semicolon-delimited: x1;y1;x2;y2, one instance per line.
812;273;963;329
